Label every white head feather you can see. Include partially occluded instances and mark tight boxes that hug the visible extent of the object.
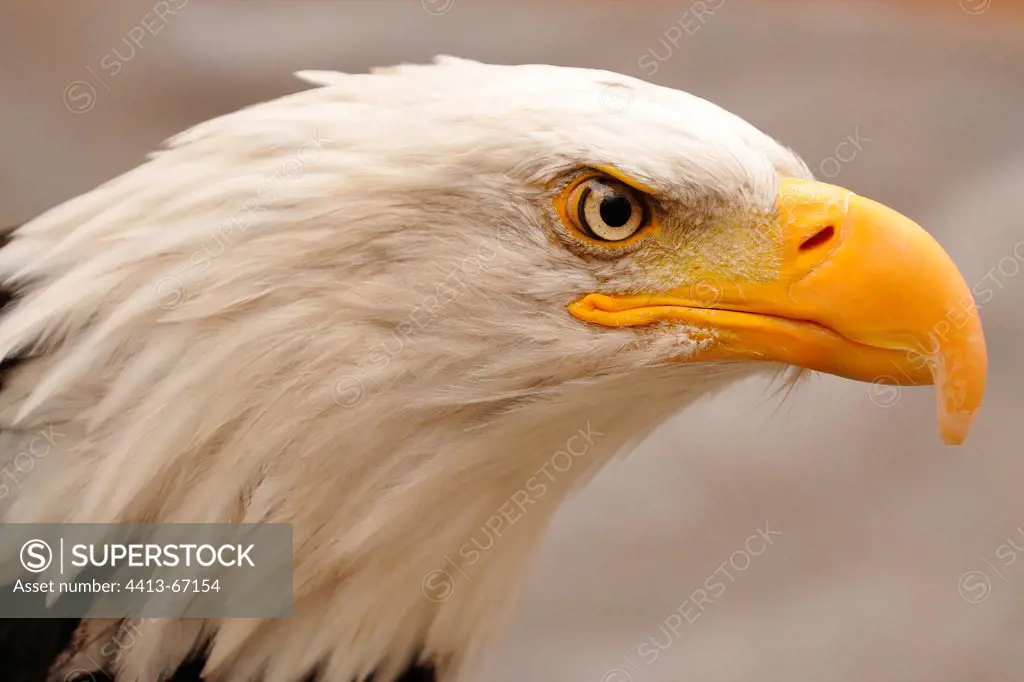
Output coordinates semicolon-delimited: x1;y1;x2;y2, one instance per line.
0;58;811;682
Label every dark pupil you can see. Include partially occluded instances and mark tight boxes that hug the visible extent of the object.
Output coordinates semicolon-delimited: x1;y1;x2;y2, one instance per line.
599;194;633;228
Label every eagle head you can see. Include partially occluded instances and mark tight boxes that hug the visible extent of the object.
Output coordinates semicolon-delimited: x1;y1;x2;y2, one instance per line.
0;57;985;682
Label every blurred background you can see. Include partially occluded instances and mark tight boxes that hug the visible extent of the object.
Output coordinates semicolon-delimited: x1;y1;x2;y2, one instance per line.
2;1;1023;681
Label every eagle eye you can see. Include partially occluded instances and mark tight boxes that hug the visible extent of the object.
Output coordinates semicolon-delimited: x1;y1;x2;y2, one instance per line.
561;175;651;244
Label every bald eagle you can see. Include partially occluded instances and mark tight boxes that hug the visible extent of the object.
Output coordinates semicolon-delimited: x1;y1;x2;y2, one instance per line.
0;58;986;682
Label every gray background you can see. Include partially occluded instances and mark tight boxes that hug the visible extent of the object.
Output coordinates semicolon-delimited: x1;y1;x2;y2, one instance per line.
1;1;1022;681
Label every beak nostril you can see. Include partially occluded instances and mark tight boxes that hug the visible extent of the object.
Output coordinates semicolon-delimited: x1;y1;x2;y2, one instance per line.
799;225;835;252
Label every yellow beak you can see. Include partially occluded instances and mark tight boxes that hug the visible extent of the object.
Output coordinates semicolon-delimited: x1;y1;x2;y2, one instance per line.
568;178;987;445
